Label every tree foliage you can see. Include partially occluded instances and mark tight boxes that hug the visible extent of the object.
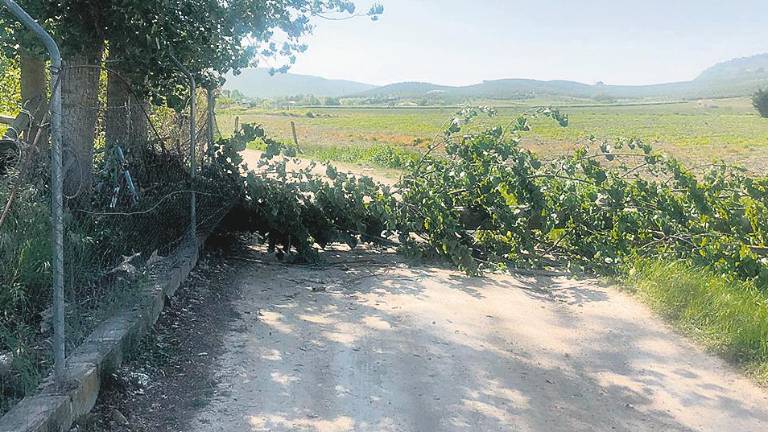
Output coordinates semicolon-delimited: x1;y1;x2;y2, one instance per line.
397;109;768;282
0;53;20;115
215;124;394;261
753;89;768;118
102;0;382;106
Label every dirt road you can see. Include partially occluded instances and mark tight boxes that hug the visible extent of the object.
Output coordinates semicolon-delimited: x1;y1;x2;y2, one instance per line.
240;149;399;186
180;246;768;432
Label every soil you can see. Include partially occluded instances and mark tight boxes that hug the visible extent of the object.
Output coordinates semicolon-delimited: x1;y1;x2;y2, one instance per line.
72;244;244;432
240;149;399;186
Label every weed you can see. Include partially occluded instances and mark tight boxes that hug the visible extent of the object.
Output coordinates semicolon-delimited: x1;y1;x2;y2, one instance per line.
625;259;768;382
246;138;420;171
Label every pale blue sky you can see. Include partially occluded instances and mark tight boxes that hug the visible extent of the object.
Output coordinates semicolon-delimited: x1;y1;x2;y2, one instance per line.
285;0;768;86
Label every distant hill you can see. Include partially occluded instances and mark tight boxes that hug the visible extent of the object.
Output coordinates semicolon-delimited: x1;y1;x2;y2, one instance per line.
224;69;376;98
224;54;768;101
696;53;768;81
355;82;455;98
355;54;768;101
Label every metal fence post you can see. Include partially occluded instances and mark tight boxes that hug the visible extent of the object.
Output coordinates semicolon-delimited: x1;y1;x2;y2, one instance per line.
3;0;66;386
189;77;196;241
168;51;197;242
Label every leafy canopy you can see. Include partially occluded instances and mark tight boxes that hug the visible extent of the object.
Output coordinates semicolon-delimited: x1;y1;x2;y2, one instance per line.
753;89;768;118
1;0;383;107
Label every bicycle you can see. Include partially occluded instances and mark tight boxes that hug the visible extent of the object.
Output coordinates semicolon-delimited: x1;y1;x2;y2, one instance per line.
106;145;140;209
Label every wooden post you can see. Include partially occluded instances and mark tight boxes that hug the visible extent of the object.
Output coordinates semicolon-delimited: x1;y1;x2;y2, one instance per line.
207;85;215;151
290;121;299;149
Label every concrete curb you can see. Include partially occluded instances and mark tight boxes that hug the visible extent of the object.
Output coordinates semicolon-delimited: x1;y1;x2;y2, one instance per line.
0;237;203;432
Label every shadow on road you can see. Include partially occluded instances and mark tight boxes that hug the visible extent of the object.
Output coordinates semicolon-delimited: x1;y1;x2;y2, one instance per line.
177;245;768;432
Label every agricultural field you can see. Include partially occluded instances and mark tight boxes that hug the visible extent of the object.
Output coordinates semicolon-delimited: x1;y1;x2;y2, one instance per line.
217;97;768;173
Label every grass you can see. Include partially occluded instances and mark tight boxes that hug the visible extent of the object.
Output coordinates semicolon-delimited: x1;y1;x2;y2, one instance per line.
0;178;52;413
625;258;768;382
246;139;421;171
218;97;768;173
0;175;155;415
301;144;420;170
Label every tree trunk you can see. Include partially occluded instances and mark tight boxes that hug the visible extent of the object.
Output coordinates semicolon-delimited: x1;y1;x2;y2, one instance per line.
105;68;130;151
62;46;103;203
129;97;149;150
19;51;48;145
105;65;149;156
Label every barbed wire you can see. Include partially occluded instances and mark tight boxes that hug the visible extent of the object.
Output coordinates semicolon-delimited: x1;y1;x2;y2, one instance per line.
74;189;224;217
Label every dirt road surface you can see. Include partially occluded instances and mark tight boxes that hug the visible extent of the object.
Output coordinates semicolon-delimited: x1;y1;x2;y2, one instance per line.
178;246;768;432
240;149;399;187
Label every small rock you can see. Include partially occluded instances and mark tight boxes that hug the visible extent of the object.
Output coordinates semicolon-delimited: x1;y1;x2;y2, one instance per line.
111;408;129;426
128;371;150;388
146;249;165;266
0;351;12;379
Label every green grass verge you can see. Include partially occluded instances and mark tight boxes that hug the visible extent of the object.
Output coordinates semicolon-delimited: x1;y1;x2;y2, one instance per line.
625;259;768;382
301;144;420;170
247;140;420;171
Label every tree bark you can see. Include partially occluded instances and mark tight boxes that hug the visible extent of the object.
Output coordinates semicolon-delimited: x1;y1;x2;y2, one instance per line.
105;67;130;151
129;97;149;150
62;46;103;203
105;64;149;157
105;69;150;186
19;51;48;145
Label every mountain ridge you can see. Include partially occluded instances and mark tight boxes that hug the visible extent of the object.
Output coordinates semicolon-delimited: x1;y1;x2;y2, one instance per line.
226;53;768;100
224;69;375;98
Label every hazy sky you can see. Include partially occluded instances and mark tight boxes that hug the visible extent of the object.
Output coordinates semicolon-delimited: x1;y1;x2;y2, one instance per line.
284;0;768;86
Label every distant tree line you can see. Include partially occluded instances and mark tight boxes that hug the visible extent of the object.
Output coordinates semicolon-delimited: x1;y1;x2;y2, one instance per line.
753;89;768;118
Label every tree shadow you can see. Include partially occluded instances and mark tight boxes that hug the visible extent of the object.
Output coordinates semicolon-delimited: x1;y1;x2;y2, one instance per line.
184;247;768;432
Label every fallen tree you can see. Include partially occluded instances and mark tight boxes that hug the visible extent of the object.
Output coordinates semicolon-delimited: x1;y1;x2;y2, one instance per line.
220;108;768;288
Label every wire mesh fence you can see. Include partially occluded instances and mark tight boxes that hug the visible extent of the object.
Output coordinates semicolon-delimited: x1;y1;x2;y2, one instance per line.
0;59;232;414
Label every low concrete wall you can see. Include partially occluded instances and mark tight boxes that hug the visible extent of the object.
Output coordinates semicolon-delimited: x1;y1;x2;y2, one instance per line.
0;237;202;432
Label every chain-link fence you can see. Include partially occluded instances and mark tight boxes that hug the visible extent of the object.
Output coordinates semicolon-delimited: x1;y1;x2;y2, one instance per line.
0;46;234;414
